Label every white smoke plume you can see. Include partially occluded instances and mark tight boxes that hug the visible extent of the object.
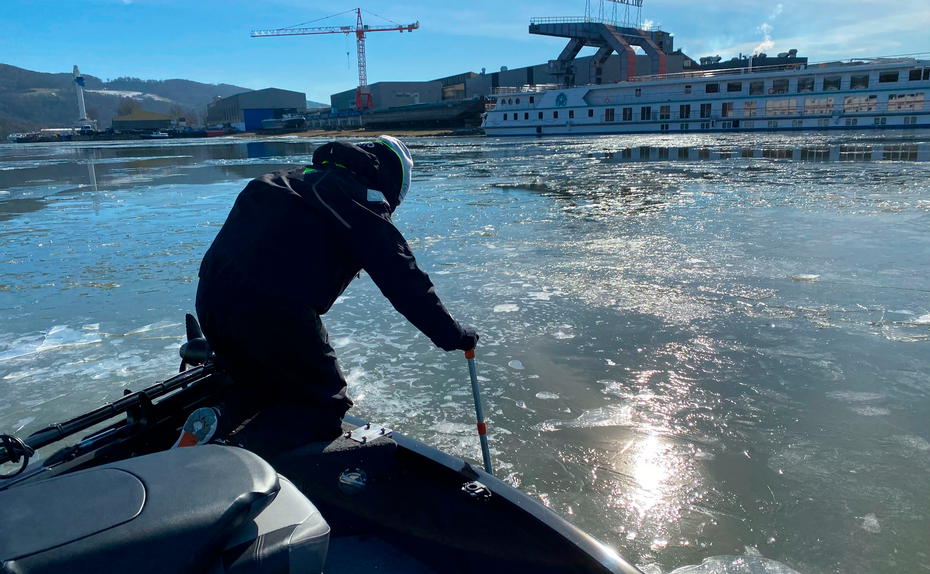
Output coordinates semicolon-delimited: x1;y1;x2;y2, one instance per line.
753;3;783;55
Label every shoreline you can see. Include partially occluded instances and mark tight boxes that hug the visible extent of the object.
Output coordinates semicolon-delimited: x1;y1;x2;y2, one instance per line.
234;127;480;140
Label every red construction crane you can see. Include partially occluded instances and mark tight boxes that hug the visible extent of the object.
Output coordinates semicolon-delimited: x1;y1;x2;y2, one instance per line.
251;8;419;111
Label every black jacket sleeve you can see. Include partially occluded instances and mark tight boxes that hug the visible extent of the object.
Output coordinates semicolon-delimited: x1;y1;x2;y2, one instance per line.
301;172;469;351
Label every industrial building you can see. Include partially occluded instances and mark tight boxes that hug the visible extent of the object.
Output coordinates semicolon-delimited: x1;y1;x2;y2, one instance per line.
329;72;478;113
463;52;692;99
327;32;691;114
205;88;307;131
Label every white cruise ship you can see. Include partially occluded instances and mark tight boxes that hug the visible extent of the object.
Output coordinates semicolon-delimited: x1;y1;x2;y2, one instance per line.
482;34;930;136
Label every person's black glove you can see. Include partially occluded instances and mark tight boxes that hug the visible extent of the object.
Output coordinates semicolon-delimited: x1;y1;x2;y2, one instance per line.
457;327;479;351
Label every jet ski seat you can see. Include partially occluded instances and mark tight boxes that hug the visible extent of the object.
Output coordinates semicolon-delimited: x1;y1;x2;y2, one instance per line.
0;445;329;574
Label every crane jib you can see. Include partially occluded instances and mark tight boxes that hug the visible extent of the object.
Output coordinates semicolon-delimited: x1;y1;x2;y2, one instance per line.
250;8;419;111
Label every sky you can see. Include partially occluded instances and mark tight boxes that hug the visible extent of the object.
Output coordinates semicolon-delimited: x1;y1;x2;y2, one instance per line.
2;0;929;104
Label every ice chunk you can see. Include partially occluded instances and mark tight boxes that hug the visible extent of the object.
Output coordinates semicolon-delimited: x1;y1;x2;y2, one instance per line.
893;435;930;451
537;404;633;431
861;513;881;533
508;360;524;370
493;304;520;313
667;555;802;573
535;391;560;400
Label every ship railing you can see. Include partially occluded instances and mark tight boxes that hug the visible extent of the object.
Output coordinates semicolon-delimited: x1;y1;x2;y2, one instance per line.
529;16;589;25
628;62;807;83
492;84;560;95
629;54;929;84
529;16;646;27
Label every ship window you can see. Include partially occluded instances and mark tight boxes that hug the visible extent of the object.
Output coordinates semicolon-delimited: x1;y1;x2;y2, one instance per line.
685;84;693;94
705;83;720;93
797;76;815;93
744;101;757;116
804;97;835;114
823;76;841;91
503;113;508;120
679;123;689;131
640;106;652;120
538;111;543;119
529;96;535;103
524;112;529;120
888;93;924;111
588;109;594;117
879;71;899;83
680;104;691;119
569;109;575;119
910;69;923;81
622;107;633;121
749;81;764;95
925;69;930;80
851;74;869;89
722;102;735;117
553;111;559;119
772;79;789;94
700;103;712;118
515;98;520;104
843;94;877;113
659;105;670;120
508;98;512;104
727;82;742;92
635;88;642;96
605;108;616;122
766;98;797;115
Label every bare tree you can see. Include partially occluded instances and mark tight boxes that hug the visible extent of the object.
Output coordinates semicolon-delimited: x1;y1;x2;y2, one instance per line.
116;97;140;117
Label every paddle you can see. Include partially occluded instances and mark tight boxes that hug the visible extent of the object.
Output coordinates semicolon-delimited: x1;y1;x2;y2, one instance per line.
465;349;493;475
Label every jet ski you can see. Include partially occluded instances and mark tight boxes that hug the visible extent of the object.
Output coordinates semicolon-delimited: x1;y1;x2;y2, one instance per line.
0;315;642;574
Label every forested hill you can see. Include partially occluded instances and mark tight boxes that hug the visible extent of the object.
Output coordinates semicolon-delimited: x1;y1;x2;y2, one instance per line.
0;63;250;136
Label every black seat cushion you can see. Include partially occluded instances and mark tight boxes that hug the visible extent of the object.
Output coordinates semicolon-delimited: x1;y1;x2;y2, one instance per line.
0;445;279;574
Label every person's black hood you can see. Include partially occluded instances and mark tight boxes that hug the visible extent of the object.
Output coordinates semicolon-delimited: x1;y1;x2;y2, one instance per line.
311;136;413;211
310;141;380;188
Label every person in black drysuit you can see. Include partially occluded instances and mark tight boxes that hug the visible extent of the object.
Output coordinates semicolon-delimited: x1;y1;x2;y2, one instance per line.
195;136;478;447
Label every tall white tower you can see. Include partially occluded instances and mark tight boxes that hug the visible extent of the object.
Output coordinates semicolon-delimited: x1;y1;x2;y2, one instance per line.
74;64;97;130
73;65;89;123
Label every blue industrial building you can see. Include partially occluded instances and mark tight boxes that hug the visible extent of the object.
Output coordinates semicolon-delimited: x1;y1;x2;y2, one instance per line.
205;88;306;131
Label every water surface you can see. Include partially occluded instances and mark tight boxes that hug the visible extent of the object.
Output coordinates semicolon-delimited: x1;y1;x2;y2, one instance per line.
1;132;928;573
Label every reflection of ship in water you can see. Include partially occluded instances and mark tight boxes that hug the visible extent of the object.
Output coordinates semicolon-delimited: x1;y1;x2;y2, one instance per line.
604;142;930;163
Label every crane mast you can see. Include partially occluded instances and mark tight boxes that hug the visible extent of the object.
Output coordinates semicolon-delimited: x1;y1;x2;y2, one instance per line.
251;8;418;111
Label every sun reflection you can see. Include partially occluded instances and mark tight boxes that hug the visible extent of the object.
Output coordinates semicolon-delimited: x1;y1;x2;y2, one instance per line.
630;434;671;517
